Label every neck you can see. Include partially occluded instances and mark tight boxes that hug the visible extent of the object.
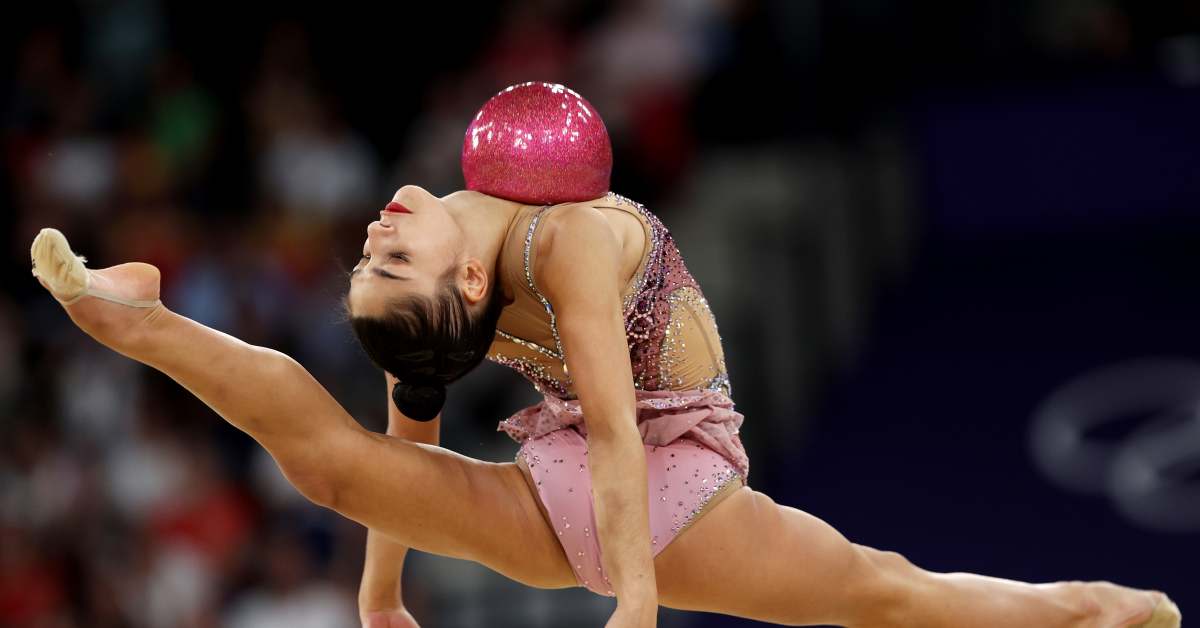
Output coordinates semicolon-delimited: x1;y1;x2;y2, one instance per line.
444;191;527;303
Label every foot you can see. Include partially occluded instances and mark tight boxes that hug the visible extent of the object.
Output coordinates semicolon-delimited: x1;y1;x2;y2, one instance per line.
1133;592;1181;628
1077;582;1180;628
31;228;164;348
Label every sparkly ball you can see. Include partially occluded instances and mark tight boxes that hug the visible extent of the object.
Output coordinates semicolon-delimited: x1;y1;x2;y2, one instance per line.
462;82;612;205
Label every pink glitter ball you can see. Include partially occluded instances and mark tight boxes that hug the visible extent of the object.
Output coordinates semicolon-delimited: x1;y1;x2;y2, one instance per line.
462;82;612;205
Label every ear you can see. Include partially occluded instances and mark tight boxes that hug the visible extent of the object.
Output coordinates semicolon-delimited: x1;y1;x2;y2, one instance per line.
458;258;489;306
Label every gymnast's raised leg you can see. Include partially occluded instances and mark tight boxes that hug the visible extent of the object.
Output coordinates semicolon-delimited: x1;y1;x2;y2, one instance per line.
31;230;575;590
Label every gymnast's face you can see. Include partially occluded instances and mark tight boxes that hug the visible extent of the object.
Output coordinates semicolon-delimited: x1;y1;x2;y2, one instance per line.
346;185;465;317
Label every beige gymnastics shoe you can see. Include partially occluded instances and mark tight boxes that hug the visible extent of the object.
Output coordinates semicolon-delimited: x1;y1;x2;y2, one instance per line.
30;228;160;308
1132;592;1181;628
30;228;89;303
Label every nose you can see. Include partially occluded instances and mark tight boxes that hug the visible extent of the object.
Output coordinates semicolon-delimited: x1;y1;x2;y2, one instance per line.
368;218;393;235
366;220;394;248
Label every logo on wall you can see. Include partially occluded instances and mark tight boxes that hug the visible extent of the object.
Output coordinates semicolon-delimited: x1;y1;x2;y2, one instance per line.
1029;359;1200;533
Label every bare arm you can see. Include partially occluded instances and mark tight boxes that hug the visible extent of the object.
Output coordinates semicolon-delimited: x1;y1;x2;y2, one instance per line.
359;372;441;620
538;207;657;625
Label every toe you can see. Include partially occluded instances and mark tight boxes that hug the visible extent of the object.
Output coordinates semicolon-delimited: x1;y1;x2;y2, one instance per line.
31;228;88;300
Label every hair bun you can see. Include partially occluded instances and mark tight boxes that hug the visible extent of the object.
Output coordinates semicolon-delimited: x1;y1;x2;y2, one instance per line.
391;380;446;421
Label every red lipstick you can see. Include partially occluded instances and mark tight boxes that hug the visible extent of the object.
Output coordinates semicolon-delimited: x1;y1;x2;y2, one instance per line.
384;202;411;214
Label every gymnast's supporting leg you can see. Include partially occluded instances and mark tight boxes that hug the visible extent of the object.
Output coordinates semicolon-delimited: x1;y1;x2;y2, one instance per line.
33;241;575;590
655;487;1170;627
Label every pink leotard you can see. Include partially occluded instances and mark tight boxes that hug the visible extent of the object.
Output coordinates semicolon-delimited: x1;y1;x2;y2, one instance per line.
486;193;748;595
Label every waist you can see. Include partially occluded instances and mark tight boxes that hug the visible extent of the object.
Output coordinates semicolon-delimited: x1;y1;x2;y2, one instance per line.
498;388;750;478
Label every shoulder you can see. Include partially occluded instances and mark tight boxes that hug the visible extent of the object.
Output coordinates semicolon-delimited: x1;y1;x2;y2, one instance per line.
532;204;623;299
539;204;616;246
535;204;622;264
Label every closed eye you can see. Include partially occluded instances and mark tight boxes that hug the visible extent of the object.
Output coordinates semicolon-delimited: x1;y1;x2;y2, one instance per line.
349;254;411;281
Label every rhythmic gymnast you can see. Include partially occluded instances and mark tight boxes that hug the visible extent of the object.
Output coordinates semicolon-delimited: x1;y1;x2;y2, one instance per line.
30;83;1180;627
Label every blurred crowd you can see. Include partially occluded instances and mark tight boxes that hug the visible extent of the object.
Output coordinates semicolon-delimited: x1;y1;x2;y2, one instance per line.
0;2;750;626
3;0;1195;627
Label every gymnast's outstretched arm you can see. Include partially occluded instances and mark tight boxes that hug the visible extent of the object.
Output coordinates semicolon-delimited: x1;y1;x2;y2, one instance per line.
535;207;658;625
359;372;440;628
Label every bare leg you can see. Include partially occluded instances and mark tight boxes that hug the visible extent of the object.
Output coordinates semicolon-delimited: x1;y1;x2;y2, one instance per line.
32;241;575;590
654;487;1174;627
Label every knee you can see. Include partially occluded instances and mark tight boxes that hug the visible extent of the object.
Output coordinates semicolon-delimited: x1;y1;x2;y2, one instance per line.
1054;581;1106;628
278;451;341;509
271;427;362;511
843;545;926;628
856;545;919;578
253;353;353;509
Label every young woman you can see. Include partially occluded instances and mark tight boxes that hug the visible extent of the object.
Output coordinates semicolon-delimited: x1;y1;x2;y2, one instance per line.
30;182;1179;627
32;81;1181;627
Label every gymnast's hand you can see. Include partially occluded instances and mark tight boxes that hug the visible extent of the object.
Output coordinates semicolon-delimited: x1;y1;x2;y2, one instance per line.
606;600;658;628
361;608;420;628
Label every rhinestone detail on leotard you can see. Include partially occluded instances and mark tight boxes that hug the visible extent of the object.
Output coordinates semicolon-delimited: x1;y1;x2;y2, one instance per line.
522;206;571;382
496;329;561;360
486;193;731;402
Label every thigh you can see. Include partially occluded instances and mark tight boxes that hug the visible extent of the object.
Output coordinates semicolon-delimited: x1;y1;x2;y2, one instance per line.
653;487;876;626
324;428;576;590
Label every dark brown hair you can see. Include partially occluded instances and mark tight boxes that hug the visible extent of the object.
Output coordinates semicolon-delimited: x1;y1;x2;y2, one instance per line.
349;272;503;420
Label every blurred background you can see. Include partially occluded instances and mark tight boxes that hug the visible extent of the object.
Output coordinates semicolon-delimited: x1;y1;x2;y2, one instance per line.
2;1;1199;626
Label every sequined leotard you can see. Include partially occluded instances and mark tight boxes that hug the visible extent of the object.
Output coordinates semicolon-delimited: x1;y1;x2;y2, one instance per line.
487;193;732;399
485;193;748;595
